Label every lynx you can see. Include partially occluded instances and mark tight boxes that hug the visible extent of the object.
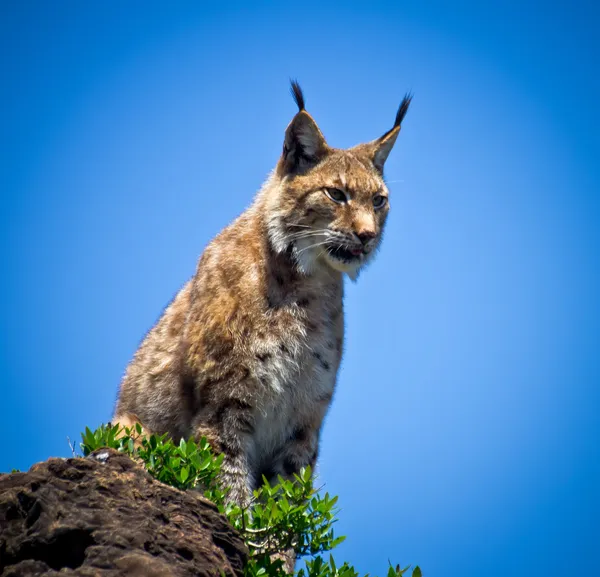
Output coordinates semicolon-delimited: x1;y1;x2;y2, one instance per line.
114;81;411;508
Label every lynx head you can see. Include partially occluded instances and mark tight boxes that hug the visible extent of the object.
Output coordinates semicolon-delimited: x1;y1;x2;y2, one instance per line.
267;81;411;279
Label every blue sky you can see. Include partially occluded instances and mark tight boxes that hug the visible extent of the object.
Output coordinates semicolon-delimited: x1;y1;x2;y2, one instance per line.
1;1;599;575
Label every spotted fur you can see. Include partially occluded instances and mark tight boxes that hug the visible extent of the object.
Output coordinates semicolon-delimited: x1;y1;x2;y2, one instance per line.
114;82;410;517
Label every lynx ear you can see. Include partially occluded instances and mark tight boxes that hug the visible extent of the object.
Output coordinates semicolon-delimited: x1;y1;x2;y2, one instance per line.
281;81;329;173
368;93;412;173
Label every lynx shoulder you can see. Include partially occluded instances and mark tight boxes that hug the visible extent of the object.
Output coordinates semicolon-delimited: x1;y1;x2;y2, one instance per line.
114;82;411;506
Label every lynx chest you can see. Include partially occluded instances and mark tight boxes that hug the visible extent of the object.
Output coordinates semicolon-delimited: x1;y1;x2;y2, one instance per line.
251;277;344;457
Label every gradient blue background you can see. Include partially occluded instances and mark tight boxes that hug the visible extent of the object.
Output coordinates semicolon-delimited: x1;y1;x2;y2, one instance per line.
1;2;599;575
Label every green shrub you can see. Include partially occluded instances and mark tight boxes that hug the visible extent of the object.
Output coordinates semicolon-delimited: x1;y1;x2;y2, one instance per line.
81;424;420;577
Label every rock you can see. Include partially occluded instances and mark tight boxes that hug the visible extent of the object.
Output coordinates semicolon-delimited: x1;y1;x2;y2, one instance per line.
0;449;247;576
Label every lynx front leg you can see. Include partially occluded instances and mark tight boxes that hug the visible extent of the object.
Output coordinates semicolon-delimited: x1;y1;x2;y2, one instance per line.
262;427;320;575
277;425;320;482
260;424;320;489
195;400;257;508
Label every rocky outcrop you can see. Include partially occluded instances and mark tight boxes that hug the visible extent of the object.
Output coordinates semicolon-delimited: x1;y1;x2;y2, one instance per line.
0;449;247;576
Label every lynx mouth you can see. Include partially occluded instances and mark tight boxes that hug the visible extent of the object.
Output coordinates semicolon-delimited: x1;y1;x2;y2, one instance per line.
326;245;363;262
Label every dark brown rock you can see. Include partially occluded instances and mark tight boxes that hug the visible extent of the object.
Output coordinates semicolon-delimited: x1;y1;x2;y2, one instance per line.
0;449;247;576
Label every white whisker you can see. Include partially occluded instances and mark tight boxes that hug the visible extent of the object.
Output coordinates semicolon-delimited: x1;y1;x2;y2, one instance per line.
316;247;329;262
281;231;326;245
287;231;326;239
286;223;322;230
296;240;330;255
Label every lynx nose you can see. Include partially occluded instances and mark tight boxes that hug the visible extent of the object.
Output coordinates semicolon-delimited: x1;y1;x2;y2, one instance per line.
356;231;376;245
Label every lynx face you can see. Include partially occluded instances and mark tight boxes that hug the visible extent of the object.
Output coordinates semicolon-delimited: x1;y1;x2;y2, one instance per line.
268;82;411;278
278;151;390;277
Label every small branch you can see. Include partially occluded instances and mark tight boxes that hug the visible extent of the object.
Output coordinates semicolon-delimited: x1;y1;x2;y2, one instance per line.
66;436;77;457
243;527;270;534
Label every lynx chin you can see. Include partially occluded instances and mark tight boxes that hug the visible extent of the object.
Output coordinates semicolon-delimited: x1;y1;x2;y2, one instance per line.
114;80;411;507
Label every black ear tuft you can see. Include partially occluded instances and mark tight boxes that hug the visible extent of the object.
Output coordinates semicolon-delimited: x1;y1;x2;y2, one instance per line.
290;79;305;111
365;91;412;174
394;92;413;128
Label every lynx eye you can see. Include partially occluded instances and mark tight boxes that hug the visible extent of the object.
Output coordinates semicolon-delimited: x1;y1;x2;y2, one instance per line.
373;194;387;209
324;188;348;204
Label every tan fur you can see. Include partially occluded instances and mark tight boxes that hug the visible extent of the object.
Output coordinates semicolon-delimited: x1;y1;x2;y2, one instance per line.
114;84;411;516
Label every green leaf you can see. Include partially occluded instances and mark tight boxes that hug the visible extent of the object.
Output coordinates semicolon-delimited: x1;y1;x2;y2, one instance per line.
180;467;189;483
179;437;187;455
331;535;346;548
412;567;422;577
